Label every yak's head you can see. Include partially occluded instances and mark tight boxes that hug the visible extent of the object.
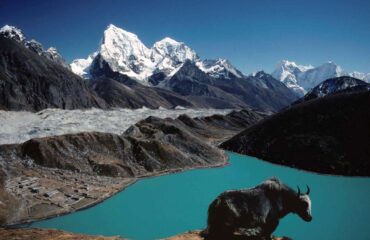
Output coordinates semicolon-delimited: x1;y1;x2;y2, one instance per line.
295;185;312;222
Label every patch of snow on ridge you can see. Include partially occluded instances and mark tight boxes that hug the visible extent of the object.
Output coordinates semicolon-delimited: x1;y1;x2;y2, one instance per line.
0;108;232;145
0;25;25;42
197;59;244;79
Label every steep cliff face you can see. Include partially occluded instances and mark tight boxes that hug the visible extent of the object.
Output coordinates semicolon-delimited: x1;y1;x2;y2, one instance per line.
0;37;106;111
221;92;370;176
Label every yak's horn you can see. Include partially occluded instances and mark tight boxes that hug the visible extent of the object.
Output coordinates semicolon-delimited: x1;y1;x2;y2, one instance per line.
306;185;310;195
297;186;301;196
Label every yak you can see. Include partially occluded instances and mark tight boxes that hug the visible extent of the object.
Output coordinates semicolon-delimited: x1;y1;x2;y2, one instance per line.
204;177;312;240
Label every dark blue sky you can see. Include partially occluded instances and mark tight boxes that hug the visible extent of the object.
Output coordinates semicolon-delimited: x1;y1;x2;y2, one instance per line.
1;0;369;73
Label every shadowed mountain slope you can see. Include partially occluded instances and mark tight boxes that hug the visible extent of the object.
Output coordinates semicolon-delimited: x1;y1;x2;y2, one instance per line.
221;91;370;176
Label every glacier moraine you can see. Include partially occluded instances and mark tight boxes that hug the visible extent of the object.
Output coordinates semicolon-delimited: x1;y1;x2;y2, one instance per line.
0;107;232;145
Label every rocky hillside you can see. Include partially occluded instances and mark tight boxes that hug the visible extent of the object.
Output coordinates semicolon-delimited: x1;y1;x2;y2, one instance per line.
0;37;106;111
160;61;298;110
90;73;195;109
0;109;263;225
0;228;123;240
221;91;370;176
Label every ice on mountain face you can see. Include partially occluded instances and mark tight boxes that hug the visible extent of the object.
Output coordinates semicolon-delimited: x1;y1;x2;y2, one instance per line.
70;52;98;79
0;108;232;145
98;24;155;81
151;37;199;74
298;61;344;90
272;60;370;96
0;25;25;42
272;60;344;96
271;60;314;96
196;58;243;79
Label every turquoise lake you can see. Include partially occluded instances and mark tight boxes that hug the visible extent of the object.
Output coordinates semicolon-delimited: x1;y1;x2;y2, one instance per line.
30;152;370;239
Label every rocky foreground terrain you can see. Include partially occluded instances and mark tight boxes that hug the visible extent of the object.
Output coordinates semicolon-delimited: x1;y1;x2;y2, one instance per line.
0;228;291;240
0;228;123;240
221;91;370;176
0;109;264;226
165;230;291;240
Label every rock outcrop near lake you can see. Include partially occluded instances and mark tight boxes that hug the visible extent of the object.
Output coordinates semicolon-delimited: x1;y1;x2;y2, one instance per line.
0;109;263;225
221;91;370;176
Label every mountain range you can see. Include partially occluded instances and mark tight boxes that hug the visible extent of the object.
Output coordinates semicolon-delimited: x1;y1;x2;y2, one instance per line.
1;23;369;112
0;24;298;112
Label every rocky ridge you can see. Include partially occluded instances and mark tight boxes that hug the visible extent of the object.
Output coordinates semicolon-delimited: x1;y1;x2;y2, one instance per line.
0;109;264;225
221;91;370;176
0;37;106;111
0;25;70;69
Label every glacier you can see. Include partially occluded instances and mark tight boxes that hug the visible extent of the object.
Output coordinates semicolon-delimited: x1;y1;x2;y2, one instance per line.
0;108;232;145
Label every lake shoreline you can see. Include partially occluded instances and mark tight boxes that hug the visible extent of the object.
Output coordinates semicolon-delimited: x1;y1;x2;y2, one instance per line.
227;151;370;179
14;152;370;239
3;153;229;228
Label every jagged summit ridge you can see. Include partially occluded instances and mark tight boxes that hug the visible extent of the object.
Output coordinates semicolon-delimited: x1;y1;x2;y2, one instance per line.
196;58;243;79
0;25;25;42
98;24;154;80
0;25;70;69
71;24;242;83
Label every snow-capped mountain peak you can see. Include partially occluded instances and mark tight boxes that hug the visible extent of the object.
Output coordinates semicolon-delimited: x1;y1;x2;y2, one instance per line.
101;24;151;59
276;60;314;73
350;71;370;82
97;24;154;80
25;39;44;55
151;37;198;74
196;58;244;79
0;25;25;43
152;37;198;62
70;52;98;78
272;60;350;96
73;24;201;82
42;47;71;69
